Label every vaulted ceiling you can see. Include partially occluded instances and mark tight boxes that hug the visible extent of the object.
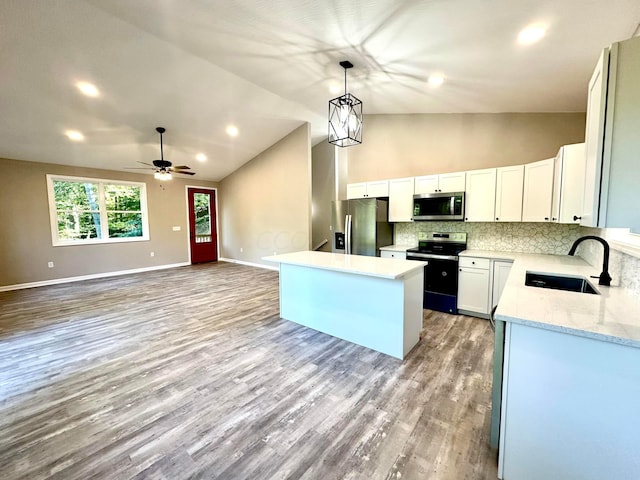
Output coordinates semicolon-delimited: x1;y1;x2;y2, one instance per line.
0;0;638;181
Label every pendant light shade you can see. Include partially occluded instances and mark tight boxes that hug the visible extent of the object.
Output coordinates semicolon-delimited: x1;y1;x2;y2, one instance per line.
328;61;362;147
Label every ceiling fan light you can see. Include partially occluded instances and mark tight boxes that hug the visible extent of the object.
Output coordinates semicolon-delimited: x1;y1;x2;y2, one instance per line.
154;171;172;181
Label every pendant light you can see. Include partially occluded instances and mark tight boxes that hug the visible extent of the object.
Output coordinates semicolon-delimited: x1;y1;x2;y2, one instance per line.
328;60;363;147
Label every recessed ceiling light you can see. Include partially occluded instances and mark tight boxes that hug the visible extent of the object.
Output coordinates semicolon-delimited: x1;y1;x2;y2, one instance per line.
226;125;239;137
65;130;85;141
428;74;445;87
75;81;99;97
518;25;547;45
196;153;207;162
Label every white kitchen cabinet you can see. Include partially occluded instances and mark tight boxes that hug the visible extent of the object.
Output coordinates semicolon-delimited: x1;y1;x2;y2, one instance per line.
495;165;524;222
457;257;491;316
346;180;389;199
464;168;497;222
414;171;465;194
581;36;640;232
522;158;554;222
491;261;513;308
551;143;586;224
380;250;407;259
499;322;640;480
388;177;415;222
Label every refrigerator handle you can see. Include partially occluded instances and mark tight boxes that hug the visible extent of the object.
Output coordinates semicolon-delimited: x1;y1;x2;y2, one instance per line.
345;214;352;254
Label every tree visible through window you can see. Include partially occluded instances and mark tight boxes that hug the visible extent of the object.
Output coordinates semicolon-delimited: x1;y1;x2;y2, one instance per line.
47;175;149;245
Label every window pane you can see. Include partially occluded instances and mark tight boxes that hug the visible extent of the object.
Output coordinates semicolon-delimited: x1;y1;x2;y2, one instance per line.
54;180;99;210
57;212;101;240
107;212;143;238
104;184;141;211
194;193;211;235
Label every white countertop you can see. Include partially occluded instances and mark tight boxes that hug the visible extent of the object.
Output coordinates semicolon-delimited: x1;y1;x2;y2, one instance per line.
379;244;417;252
482;251;640;349
263;250;426;280
460;249;516;261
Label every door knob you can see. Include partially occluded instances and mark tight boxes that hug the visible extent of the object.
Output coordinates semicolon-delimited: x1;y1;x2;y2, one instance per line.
573;215;582;221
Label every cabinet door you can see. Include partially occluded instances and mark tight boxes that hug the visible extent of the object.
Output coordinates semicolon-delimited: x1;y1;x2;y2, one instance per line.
388;177;415;222
581;49;609;227
414;175;439;194
551;149;563;222
366;180;389;198
495;165;524;222
492;261;513;308
522;158;554;222
558;143;586;224
346;183;367;199
458;266;490;314
439;172;466;193
465;168;497;222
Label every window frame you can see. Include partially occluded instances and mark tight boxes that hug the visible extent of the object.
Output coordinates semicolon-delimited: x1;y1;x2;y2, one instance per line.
46;174;150;246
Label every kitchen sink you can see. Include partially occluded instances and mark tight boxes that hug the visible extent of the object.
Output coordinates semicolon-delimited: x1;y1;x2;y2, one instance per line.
525;272;599;295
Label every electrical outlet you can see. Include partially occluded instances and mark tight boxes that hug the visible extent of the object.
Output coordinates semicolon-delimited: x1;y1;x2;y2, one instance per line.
47;261;54;268
172;226;181;231
150;252;155;257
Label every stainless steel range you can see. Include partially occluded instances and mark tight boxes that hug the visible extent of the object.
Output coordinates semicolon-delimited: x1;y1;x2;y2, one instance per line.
406;232;467;314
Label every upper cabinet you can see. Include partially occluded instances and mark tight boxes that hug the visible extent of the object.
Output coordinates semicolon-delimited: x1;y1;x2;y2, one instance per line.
388;177;415;222
415;172;465;194
552;143;586;224
582;36;640;232
465;168;497;222
346;180;389;199
495;165;524;222
522;158;554;222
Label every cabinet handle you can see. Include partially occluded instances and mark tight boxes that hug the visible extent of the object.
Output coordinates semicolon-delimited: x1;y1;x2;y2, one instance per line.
552;217;557;221
459;268;462;272
472;261;475;265
544;217;549;221
573;215;582;221
465;217;468;221
496;217;499;221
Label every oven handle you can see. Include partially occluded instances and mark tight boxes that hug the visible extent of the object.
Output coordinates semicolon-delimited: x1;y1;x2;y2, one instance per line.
406;253;459;261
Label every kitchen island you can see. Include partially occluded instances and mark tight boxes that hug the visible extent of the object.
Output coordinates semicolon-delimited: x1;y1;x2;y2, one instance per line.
491;253;640;480
263;251;426;359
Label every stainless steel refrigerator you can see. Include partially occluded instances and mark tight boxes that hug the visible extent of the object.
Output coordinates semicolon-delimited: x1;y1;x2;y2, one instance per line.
331;198;393;256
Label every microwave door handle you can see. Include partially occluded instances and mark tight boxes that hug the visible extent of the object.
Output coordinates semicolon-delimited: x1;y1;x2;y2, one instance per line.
450;196;455;215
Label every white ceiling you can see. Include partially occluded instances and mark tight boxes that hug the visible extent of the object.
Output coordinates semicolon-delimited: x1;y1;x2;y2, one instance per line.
0;0;638;181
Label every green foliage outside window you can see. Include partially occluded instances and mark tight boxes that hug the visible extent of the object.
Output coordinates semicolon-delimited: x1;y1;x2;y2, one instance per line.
51;178;146;243
194;193;211;235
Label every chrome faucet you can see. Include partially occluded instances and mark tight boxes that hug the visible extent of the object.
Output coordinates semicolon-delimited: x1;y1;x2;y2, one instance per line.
568;236;612;286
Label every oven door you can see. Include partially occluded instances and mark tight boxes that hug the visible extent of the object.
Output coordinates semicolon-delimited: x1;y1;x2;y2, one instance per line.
407;252;459;313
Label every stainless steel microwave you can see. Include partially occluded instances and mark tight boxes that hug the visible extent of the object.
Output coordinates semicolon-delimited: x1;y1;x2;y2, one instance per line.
413;192;465;221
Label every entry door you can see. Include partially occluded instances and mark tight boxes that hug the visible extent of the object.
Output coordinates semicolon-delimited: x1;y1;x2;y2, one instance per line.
188;188;218;264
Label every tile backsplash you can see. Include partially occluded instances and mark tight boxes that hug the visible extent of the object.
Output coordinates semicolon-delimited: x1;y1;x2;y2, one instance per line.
394;221;582;255
576;227;640;300
394;221;640;301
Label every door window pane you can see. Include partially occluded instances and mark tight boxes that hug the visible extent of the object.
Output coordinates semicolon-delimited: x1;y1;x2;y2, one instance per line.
194;193;211;235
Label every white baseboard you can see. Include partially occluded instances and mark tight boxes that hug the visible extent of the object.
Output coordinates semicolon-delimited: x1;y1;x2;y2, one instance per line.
0;262;191;292
219;257;279;272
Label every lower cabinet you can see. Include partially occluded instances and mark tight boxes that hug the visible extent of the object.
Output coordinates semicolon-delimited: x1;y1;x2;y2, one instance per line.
380;250;407;259
458;256;513;318
457;257;491;316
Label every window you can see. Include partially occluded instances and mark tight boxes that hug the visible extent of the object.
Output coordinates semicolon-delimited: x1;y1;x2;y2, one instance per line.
46;175;149;246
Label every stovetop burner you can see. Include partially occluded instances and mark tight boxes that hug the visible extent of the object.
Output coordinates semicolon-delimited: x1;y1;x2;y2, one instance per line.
407;232;467;257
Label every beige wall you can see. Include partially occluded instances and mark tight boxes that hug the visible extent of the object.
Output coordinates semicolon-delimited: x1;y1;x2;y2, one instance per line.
219;123;311;265
343;113;586;183
311;141;335;252
0;158;218;288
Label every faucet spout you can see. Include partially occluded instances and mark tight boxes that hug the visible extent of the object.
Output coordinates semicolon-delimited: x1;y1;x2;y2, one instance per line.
568;236;611;286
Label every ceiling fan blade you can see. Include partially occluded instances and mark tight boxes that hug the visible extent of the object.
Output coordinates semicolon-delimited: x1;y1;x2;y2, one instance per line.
174;170;196;175
125;167;153;170
137;161;154;166
172;165;192;170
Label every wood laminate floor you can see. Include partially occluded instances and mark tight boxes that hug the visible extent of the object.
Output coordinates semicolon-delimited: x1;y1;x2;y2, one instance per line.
0;262;498;480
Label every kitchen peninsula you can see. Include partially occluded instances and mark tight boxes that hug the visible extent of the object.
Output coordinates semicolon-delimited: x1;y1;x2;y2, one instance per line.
263;251;426;359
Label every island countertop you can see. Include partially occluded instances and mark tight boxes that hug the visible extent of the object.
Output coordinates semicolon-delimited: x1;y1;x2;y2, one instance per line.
263;250;426;280
478;251;640;349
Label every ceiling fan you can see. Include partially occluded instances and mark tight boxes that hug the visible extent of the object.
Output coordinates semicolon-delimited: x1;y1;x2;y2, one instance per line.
127;127;195;179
